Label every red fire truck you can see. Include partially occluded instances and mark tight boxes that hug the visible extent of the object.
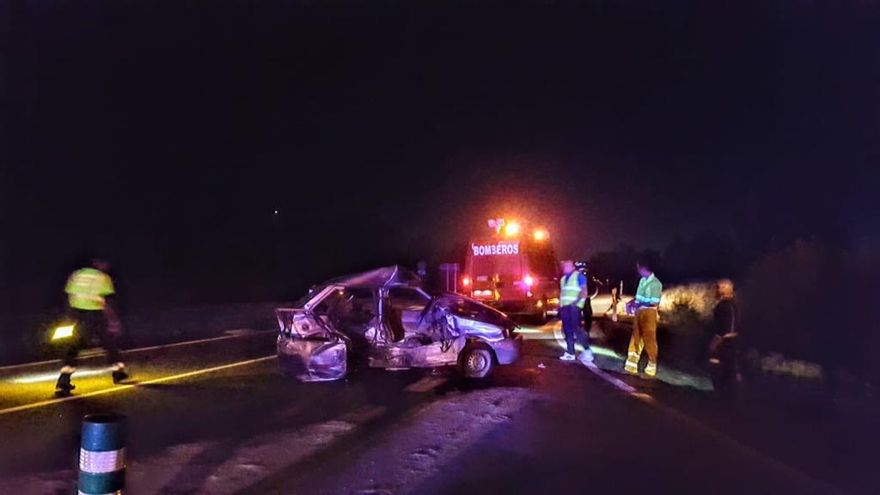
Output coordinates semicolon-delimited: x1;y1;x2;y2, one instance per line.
461;220;560;321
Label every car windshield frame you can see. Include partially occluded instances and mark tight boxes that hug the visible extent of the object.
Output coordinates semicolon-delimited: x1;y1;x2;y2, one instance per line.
292;283;336;309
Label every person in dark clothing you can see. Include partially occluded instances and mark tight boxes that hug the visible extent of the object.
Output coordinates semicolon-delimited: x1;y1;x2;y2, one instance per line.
708;279;740;392
575;263;594;333
582;296;593;333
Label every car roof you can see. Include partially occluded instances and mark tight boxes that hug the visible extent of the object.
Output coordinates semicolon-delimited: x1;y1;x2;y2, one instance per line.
324;265;422;289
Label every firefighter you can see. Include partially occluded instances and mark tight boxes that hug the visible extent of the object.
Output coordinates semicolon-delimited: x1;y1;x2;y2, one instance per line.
558;260;593;363
708;278;740;392
624;261;663;377
54;259;128;396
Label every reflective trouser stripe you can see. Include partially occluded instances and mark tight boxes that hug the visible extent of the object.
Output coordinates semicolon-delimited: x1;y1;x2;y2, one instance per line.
636;297;661;305
625;352;639;368
79;448;125;494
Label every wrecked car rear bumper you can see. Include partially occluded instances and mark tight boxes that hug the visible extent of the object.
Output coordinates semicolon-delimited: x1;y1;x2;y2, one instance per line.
277;335;347;382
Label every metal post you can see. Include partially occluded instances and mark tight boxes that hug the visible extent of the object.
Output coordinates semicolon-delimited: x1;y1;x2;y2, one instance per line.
79;413;126;495
610;286;619;322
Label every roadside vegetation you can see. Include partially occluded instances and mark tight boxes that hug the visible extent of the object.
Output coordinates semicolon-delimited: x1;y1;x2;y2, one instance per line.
590;237;880;394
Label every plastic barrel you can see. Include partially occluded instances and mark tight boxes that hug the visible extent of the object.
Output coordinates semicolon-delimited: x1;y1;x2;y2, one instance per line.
78;413;126;495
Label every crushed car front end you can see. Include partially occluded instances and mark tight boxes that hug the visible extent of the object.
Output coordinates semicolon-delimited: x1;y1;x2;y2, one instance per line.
276;307;349;382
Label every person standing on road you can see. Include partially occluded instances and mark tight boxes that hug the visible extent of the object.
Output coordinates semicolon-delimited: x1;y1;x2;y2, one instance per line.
624;261;663;377
708;279;740;392
558;260;593;364
582;292;593;335
575;262;594;335
54;259;129;396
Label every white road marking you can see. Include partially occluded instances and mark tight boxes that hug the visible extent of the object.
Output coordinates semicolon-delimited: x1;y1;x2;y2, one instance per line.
0;355;277;416
0;330;275;372
581;362;636;394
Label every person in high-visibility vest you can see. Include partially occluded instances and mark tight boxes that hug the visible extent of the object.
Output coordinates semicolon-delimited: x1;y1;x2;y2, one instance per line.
55;259;128;396
558;260;593;363
624;260;663;377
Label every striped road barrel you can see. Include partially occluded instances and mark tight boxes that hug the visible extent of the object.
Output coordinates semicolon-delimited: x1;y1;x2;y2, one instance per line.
79;413;126;495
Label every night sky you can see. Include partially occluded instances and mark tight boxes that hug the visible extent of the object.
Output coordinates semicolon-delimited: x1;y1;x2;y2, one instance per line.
3;1;880;313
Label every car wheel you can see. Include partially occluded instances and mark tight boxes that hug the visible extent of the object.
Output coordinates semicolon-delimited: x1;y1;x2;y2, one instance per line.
460;345;495;379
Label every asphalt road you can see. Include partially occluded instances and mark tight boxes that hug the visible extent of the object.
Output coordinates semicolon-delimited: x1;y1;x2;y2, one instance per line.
0;323;862;494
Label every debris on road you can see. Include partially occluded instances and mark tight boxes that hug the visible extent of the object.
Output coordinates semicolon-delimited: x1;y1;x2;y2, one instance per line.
294;387;538;495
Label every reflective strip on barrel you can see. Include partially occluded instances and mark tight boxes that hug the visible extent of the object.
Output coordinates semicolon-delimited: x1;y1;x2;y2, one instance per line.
79;413;126;495
80;448;125;472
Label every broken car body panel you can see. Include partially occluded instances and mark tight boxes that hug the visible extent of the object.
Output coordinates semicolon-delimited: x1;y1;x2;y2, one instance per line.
276;308;349;382
276;266;521;381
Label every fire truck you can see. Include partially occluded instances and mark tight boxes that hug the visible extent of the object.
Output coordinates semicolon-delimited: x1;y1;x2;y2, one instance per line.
461;219;560;321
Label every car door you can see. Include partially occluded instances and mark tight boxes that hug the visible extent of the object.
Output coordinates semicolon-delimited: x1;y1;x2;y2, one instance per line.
387;287;431;333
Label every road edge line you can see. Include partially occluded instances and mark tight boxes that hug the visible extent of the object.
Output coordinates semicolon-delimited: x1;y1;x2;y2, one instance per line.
0;355;277;416
0;330;276;372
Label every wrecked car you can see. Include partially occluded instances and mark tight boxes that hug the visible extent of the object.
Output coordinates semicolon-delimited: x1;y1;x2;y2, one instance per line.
276;266;522;382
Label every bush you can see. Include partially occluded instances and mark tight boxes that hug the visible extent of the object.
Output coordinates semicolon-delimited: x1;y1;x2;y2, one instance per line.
657;283;716;337
739;240;855;373
660;283;716;318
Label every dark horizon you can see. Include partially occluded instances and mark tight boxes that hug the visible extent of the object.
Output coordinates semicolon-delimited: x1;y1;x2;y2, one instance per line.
3;1;880;315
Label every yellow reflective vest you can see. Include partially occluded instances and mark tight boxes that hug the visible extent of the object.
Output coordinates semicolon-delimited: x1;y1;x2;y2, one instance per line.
560;272;586;309
65;268;115;311
635;273;662;307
